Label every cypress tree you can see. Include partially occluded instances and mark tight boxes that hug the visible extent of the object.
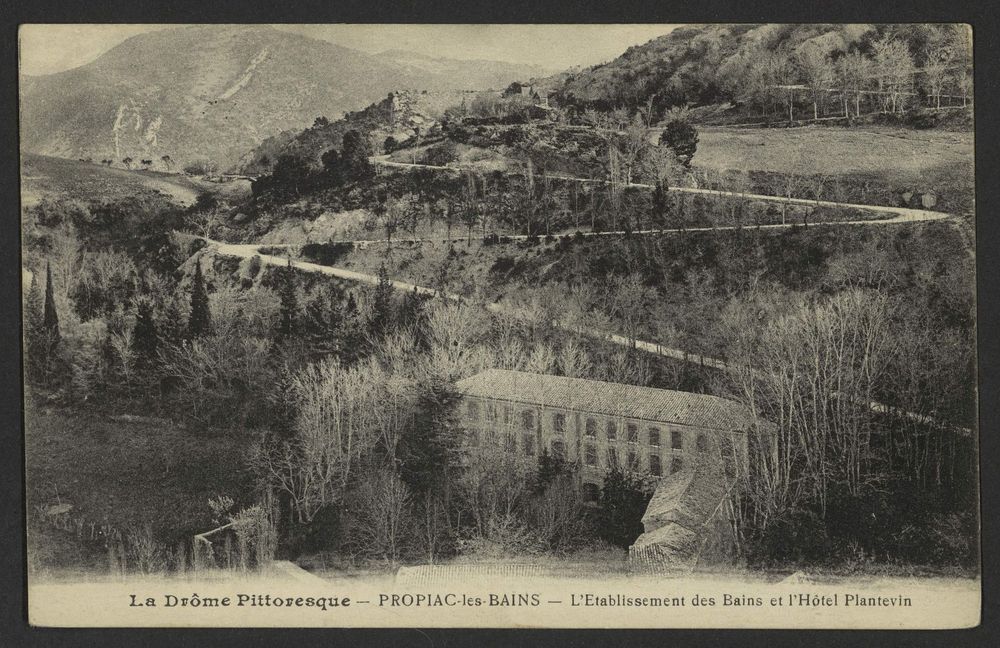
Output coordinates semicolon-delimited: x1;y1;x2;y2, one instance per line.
131;298;159;369
157;294;188;348
596;467;652;548
339;292;363;364
187;260;211;338
398;286;428;335
651;178;671;230
398;378;461;495
276;258;299;340
367;264;395;338
42;262;60;349
534;448;566;495
303;284;343;358
25;272;44;378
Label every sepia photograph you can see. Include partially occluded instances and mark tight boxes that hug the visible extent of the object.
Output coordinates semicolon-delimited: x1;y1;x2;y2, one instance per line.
17;23;979;629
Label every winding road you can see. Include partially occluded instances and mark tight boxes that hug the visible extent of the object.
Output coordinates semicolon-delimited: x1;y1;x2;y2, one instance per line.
372;157;955;227
209;236;970;436
205;150;966;434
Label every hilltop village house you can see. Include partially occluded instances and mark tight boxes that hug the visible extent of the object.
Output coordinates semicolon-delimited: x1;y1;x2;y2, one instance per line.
455;369;757;567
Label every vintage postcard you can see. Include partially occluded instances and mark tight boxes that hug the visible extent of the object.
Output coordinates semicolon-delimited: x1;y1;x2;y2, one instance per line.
19;24;979;628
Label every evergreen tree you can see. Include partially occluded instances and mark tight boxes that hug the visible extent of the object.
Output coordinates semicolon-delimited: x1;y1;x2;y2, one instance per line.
187;260;211;338
398;377;461;495
341;130;374;182
42;262;61;352
25;272;44;378
321;148;343;185
303;284;344;358
534;448;567;495
596;467;652;548
130;298;159;369
660;120;699;167
338;292;364;364
276;258;299;340
397;287;429;343
367;265;395;339
651;178;672;230
269;154;312;200
157;294;188;348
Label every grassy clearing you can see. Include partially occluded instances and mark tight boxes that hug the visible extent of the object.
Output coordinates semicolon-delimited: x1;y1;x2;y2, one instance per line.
697;126;972;189
24;398;254;573
19;153;247;208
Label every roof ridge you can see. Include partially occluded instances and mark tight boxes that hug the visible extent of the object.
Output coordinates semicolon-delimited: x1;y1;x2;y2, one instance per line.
466;368;734;402
456;369;752;430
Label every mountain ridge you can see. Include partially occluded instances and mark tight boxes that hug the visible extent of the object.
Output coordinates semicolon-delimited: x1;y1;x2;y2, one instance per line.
19;25;543;169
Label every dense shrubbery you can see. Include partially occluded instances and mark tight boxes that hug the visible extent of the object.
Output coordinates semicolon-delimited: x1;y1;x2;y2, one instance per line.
746;483;977;570
422;140;459;167
300;242;355;266
250;129;374;202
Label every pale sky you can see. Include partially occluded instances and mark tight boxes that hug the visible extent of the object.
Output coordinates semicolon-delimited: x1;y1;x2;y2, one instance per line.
18;24;680;76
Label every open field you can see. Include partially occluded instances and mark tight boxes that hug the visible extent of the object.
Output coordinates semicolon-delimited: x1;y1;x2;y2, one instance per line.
19;154;249;208
24;400;253;574
695;125;973;189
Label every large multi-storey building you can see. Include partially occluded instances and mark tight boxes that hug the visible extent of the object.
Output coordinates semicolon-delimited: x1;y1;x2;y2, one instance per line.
455;369;753;502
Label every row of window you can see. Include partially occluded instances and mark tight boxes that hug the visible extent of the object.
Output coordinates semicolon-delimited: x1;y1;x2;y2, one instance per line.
582;444;682;477
468;429;542;458
466;428;680;477
465;401;710;451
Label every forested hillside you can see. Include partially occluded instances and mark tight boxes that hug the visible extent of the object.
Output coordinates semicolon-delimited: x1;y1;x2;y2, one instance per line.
548;24;972;122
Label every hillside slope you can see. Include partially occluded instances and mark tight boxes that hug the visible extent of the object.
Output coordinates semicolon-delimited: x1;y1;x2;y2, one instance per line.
19;26;541;170
20;153;204;208
548;24;969;113
238;89;452;174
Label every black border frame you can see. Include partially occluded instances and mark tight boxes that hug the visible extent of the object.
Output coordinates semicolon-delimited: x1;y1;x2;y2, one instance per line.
2;1;997;646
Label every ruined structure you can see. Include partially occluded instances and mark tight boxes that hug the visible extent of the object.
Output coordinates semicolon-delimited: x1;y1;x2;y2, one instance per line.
455;369;756;567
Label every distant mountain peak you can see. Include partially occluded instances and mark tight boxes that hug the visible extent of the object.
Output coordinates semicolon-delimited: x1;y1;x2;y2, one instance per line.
20;26;546;169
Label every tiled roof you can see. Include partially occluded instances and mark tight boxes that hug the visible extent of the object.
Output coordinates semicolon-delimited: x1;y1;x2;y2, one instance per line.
641;461;730;531
455;369;753;431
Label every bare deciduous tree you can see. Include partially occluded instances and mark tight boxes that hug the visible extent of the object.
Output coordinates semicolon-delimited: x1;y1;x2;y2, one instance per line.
557;339;593;379
837;51;872;117
798;47;835;120
253;360;383;523
872;36;914;114
723;288;896;532
347;469;413;563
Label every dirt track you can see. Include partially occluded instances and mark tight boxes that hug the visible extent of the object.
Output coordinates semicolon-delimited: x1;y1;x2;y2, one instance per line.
372;157;954;226
209;237;969;437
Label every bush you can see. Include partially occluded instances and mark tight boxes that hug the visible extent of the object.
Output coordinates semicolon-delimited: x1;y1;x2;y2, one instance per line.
69;251;139;322
906;109;941;130
595;468;651;548
300;242;355;266
422;140;459;167
183;159;218;175
747;508;832;567
894;513;975;566
489;256;517;276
